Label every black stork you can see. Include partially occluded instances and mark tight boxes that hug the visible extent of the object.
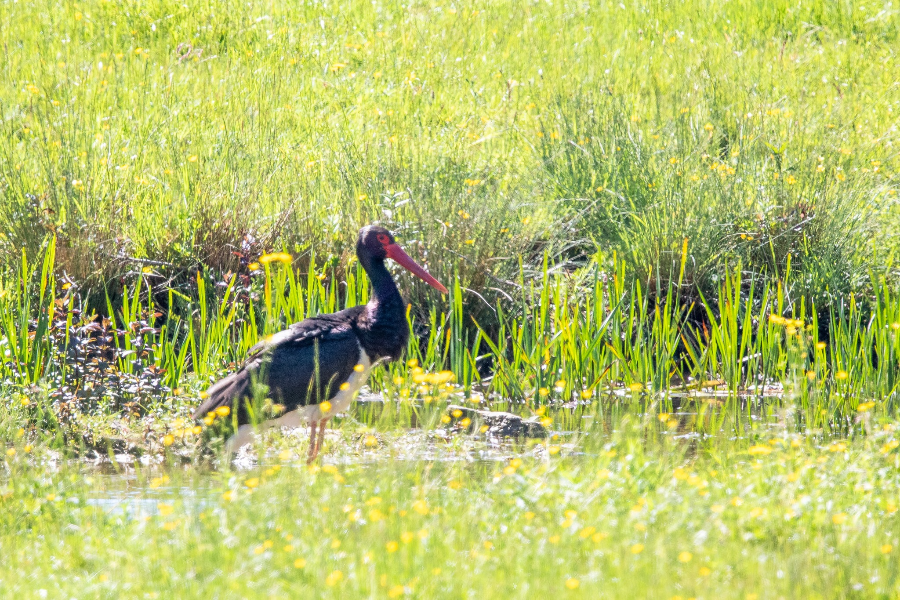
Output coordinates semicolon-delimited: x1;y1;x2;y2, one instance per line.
192;225;448;462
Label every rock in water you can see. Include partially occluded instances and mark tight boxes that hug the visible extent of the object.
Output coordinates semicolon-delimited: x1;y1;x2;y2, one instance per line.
446;405;548;438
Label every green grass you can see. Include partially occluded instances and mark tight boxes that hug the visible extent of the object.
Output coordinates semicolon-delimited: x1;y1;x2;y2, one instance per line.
0;0;898;312
4;236;900;434
2;236;900;596
3;0;900;597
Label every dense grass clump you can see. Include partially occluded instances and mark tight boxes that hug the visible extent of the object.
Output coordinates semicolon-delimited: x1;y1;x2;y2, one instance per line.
3;238;900;444
0;0;898;313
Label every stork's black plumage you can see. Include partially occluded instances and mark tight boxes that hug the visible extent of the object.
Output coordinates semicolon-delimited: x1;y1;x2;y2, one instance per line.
193;225;447;460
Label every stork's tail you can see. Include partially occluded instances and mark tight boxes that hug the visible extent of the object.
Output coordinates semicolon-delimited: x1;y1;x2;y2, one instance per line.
192;368;252;421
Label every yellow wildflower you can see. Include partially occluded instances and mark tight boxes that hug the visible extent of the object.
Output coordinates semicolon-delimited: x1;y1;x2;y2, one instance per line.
259;252;293;265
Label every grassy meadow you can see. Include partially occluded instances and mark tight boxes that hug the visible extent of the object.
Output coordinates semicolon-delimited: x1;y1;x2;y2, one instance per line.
2;0;900;597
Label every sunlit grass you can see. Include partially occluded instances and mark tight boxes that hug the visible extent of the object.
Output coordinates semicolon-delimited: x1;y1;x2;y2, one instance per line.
3;236;900;444
0;0;897;312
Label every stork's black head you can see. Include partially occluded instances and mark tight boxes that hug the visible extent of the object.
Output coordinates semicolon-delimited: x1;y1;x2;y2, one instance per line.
356;226;447;294
356;225;395;262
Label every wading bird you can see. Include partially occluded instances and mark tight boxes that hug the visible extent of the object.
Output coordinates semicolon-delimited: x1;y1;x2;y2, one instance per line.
193;225;447;462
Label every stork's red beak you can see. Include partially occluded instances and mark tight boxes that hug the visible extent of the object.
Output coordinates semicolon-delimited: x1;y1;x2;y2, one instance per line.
384;244;448;294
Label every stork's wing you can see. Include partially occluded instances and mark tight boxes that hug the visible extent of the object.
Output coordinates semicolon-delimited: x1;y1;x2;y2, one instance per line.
245;307;361;359
193;307;365;421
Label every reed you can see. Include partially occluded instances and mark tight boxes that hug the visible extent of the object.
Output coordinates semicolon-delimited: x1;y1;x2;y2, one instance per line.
1;239;898;440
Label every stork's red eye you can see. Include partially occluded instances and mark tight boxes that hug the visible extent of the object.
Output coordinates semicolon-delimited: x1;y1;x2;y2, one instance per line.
377;234;390;246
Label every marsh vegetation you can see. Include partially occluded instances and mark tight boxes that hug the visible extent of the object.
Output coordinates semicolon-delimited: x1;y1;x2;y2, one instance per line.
2;0;900;597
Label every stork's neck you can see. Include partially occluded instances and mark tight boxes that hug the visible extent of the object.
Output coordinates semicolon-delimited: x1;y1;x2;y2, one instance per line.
358;257;409;361
365;258;404;310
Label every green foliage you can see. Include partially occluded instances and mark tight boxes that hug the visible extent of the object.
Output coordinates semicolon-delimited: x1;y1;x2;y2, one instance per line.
0;0;897;312
3;240;900;433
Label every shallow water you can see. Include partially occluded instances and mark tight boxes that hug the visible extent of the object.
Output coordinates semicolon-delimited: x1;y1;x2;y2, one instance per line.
66;386;851;515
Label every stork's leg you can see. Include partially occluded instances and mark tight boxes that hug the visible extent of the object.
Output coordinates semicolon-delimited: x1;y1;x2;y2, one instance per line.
314;419;328;456
307;420;319;464
307;420;323;464
306;419;329;464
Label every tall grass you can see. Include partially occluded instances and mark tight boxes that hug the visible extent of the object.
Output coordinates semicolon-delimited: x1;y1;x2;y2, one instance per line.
0;0;897;318
2;238;900;436
3;3;900;596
